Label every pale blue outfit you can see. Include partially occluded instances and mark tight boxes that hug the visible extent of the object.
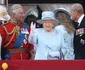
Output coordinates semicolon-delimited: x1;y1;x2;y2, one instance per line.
55;25;75;60
29;28;68;60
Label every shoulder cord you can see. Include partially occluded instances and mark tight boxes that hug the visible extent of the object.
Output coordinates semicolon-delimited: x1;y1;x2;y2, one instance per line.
3;26;17;47
3;26;15;35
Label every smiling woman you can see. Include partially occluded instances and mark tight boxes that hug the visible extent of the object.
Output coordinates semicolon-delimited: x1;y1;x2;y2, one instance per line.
43;20;54;32
28;11;70;60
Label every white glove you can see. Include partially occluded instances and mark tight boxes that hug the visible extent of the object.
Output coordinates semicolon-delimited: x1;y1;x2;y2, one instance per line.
48;51;60;58
29;22;36;44
30;22;36;34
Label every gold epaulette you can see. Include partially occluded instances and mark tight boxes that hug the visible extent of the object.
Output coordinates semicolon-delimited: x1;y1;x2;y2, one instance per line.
3;26;16;47
3;26;15;35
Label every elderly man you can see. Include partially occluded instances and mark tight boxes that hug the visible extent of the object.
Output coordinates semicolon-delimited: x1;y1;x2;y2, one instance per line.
0;4;33;60
70;3;85;59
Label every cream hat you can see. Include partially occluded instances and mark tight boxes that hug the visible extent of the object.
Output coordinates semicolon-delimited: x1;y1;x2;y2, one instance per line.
0;5;10;21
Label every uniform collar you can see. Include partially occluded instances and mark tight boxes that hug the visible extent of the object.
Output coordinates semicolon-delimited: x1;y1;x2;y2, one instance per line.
10;19;20;25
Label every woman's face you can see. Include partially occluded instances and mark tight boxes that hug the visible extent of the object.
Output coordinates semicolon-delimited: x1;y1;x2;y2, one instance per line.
43;20;54;32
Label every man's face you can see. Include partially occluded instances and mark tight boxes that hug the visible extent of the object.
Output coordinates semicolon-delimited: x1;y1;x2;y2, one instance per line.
70;10;78;22
14;8;25;22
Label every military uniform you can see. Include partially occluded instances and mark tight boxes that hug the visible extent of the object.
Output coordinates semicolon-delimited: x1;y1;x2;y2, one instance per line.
74;16;85;59
0;19;33;60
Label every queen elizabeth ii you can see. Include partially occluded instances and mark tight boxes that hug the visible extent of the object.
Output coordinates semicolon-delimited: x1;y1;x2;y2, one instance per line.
29;11;68;60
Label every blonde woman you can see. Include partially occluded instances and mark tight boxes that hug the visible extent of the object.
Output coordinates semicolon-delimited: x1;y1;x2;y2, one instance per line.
54;8;75;60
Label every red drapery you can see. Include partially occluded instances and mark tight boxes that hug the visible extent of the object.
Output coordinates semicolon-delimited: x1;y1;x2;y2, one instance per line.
0;60;85;70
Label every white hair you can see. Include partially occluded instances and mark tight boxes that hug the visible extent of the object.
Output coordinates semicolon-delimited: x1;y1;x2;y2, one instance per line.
10;4;23;16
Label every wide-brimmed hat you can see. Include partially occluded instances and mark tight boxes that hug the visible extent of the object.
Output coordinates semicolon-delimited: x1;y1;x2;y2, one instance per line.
23;7;39;22
54;8;71;18
37;11;59;24
0;5;10;21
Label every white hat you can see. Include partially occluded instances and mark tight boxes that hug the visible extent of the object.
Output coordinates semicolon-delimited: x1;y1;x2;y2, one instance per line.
0;5;10;21
54;8;71;18
37;11;59;24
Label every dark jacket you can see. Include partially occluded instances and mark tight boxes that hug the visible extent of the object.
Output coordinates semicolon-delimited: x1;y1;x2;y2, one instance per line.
74;16;85;59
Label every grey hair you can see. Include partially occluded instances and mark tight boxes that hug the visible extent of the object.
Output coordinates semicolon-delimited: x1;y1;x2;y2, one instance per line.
71;3;84;14
10;4;23;16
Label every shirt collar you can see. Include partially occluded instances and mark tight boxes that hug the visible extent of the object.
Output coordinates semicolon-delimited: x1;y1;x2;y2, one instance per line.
78;14;84;26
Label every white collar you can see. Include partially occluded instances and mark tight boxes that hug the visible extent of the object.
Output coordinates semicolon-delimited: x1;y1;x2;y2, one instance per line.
78;14;84;26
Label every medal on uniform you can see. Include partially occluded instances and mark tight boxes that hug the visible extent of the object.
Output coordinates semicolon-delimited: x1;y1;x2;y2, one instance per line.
21;28;29;34
15;25;20;37
80;39;85;45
